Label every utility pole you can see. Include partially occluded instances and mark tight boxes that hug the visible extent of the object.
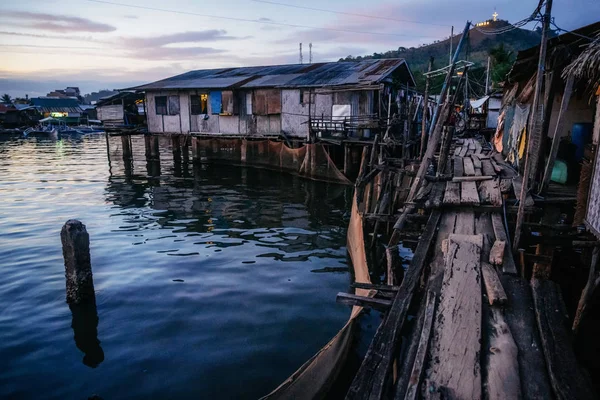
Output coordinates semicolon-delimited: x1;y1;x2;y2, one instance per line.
485;56;491;95
449;26;454;65
299;43;303;64
513;0;553;251
420;57;434;157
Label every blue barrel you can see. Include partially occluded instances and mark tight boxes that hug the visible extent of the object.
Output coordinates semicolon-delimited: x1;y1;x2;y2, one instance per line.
572;123;593;161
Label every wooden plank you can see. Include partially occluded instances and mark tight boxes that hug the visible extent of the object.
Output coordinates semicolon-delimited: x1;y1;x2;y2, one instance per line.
482;262;508;305
336;292;391;311
531;278;596;400
346;211;442;400
512;176;534;207
351;282;400;292
475;167;483;176
482;159;496;176
453;156;464;177
425;235;482;399
459;146;469;157
404;290;437;400
452;175;493;182
454;211;475;235
491;213;518;275
453;146;462;156
460;181;480;205
486;307;521;400
500;275;553;399
443;181;461;205
472;155;482;169
489;240;506;266
479;179;503;207
425;182;444;209
463;156;476;176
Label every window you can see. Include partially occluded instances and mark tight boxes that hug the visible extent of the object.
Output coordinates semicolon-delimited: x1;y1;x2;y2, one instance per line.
210;91;222;115
190;94;208;115
155;96;167;115
168;95;180;115
300;89;314;105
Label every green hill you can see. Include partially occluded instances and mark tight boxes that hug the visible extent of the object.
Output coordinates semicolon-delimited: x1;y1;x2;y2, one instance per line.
341;20;546;94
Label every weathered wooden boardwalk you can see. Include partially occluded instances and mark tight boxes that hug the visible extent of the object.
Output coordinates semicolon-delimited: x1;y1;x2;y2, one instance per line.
344;137;596;400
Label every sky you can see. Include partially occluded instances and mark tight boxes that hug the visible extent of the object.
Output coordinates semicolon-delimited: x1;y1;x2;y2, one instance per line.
0;0;599;97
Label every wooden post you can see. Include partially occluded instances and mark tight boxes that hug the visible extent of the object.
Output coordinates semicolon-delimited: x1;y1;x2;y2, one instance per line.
513;0;553;251
182;135;190;163
172;135;181;158
573;246;600;334
121;135;132;160
421;57;434;158
150;135;160;159
61;220;95;304
343;143;351;176
539;75;574;194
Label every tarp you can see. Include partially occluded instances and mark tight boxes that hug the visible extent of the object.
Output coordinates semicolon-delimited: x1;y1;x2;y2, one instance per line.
470;96;490;109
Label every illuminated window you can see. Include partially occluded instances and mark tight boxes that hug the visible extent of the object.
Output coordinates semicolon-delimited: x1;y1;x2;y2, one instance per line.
190;94;208;115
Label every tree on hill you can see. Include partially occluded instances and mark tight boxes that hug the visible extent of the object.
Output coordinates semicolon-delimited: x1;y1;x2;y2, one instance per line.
1;94;11;103
489;44;515;89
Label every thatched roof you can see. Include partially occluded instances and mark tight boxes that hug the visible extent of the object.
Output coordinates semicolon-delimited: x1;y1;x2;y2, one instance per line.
563;33;600;95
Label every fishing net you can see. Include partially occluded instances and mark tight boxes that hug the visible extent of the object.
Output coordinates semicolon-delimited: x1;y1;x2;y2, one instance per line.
192;138;351;185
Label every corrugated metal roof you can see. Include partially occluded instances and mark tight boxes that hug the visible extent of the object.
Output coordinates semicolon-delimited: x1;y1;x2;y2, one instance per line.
30;97;83;112
128;59;414;91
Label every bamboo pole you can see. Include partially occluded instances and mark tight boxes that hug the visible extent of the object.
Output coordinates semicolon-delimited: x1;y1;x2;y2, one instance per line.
420;57;434;158
513;0;553;251
539;75;574;194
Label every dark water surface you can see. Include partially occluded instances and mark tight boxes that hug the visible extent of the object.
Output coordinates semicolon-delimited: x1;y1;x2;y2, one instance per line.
0;135;353;399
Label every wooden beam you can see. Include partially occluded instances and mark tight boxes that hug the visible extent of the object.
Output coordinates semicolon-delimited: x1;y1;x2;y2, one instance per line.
351;282;400;292
491;213;518;275
572;246;600;334
539;75;574;194
452;175;494;182
486;308;521;400
346;211;441;400
336;292;391;311
403;290;437;400
460;181;480;205
482;262;508;305
531;278;596;400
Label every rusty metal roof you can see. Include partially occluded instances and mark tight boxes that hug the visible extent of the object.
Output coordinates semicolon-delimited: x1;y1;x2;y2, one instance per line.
128;59;414;91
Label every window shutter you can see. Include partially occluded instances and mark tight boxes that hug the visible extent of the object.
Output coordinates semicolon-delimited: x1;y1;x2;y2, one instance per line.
210;91;222;115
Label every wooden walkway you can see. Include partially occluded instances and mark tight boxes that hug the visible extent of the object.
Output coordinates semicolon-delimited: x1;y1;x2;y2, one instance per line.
344;137;596;400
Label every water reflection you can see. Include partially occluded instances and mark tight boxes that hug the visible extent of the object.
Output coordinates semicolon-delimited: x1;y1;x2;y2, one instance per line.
69;301;104;368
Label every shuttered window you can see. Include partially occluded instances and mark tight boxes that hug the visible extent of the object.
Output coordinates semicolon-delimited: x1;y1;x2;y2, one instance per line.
168;95;180;115
210;91;222;114
253;89;281;115
221;90;235;115
155;96;167;115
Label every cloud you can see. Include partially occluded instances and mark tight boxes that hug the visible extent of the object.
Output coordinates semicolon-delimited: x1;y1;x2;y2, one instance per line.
128;46;226;60
124;15;138;19
0;11;116;33
0;30;107;43
121;30;246;48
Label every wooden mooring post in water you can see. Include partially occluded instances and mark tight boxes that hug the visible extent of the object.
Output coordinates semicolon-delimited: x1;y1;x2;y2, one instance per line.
61;219;95;304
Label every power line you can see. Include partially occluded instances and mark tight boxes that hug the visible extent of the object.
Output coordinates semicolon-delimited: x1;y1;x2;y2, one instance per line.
473;0;545;35
550;21;595;41
251;0;448;27
83;0;440;39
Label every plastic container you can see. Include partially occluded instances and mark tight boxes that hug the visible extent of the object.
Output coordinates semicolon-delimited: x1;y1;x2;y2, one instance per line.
551;159;568;184
571;123;593;161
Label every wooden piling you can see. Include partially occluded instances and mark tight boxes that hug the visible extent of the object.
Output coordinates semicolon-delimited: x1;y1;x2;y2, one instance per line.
61;220;95;304
420;57;434;158
121;135;132;159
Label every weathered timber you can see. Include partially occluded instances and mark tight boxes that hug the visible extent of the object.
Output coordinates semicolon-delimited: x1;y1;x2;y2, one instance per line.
472;155;482;169
452;175;494;182
512;176;535;207
443;182;461;205
463;156;476;176
489;240;506;266
454;211;475;235
404;290;437;400
351;282;400;292
482;262;507;305
346;211;442;400
491;213;518;275
61;220;95;304
459;145;469;157
460;181;480;205
420;57;434;158
336;292;392;311
454;146;462;157
482;159;496;176
500;275;553;399
475;213;495;261
453;156;464;177
486;307;521;400
531;278;596;400
500;178;513;193
386;245;403;286
425;182;445;209
573;246;600;334
425;235;482;399
478;179;503;206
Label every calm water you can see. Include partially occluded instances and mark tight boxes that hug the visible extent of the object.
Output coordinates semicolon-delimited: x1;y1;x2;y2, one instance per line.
0;135;353;399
